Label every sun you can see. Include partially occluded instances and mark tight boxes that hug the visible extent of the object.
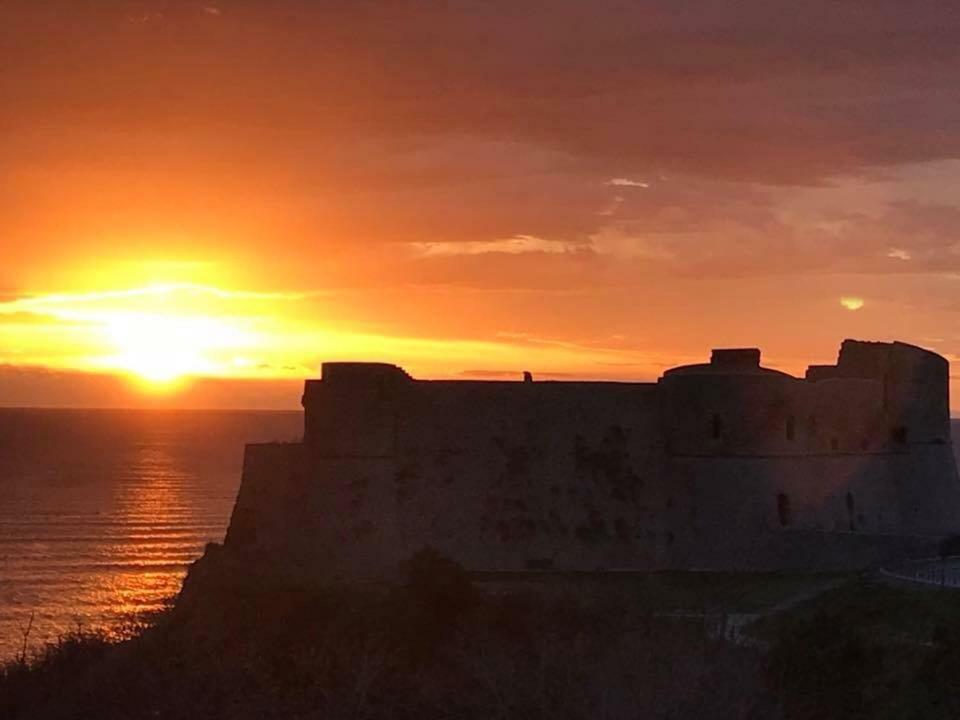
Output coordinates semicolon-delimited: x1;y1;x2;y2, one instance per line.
115;347;204;387
840;296;865;311
101;311;242;388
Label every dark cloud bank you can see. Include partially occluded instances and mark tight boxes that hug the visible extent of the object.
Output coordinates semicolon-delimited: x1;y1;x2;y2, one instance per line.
4;1;960;264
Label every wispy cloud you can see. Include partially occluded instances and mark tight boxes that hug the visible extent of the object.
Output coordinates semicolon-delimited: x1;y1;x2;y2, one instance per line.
0;283;322;315
606;178;650;188
410;235;576;257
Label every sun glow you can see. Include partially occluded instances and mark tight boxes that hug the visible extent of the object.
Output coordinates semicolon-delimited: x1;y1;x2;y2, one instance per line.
0;282;272;388
0;278;678;402
98;309;261;387
102;315;214;386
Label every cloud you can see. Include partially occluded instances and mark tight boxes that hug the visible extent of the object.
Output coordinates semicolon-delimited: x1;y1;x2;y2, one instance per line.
607;178;650;188
4;0;960;410
0;283;319;315
410;235;576;257
6;0;960;263
3;2;960;302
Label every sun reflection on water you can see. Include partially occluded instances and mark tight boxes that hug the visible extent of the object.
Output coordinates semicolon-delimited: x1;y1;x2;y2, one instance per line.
0;409;300;660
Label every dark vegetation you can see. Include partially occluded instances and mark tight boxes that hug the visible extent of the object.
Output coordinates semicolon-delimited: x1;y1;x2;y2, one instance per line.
761;579;960;720
3;552;960;719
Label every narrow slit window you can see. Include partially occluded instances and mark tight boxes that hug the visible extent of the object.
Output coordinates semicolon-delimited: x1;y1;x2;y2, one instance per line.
786;416;796;441
777;493;792;527
712;414;723;440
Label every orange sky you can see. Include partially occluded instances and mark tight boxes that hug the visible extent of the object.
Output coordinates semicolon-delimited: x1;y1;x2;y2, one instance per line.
3;2;960;409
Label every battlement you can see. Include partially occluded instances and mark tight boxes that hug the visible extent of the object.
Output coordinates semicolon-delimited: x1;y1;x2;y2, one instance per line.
320;362;412;384
301;341;953;457
806;340;947;381
710;348;761;368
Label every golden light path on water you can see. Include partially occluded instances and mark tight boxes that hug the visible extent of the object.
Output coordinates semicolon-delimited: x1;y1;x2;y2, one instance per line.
0;409;302;659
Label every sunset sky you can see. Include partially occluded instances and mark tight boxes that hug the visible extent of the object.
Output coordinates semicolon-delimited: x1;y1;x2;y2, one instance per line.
3;1;960;409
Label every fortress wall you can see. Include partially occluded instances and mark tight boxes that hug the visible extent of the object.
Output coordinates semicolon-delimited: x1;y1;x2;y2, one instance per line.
887;346;952;443
222;442;328;585
659;373;799;456
892;443;960;534
224;442;303;552
227;440;932;579
666;453;913;570
226;444;418;581
303;364;406;457
389;381;670;573
219;342;960;582
806;379;887;453
659;372;886;457
228;380;678;580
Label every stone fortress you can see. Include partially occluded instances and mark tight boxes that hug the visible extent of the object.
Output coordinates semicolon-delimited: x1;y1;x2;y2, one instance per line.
221;340;960;581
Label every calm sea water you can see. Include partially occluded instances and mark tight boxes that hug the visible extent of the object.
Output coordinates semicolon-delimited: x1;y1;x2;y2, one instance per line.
0;409;301;659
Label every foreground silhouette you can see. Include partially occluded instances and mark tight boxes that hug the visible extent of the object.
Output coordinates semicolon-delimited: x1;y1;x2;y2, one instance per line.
3;550;960;720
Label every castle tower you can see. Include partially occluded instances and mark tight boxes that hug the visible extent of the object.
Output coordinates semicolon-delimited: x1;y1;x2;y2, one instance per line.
807;341;959;533
302;362;411;457
657;348;803;456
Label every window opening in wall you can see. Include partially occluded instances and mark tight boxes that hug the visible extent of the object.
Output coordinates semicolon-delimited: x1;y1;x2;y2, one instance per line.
846;492;855;531
830;437;839;452
777;493;792;527
891;426;908;444
786;416;796;441
711;414;723;440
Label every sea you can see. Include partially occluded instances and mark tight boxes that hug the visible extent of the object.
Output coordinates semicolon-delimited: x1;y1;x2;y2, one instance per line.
0;409;301;660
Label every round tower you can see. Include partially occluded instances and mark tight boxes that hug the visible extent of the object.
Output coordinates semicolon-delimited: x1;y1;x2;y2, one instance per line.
658;348;805;456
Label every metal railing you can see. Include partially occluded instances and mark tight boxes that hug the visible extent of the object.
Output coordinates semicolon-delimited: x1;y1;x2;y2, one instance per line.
880;557;960;588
